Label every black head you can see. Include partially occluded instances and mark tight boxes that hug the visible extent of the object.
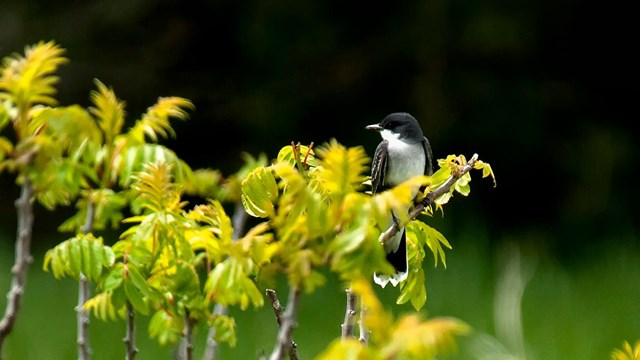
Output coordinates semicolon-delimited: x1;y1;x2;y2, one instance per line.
366;112;424;141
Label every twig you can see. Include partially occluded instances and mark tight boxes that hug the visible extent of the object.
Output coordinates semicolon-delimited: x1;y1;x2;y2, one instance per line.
341;289;358;339
77;200;95;360
202;202;248;360
0;179;35;355
177;312;195;360
358;302;369;344
123;302;138;359
268;287;301;360
77;275;91;360
379;153;479;246
266;289;300;360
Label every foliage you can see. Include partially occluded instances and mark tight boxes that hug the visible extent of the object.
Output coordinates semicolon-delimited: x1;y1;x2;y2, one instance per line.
2;40;499;358
612;341;640;360
316;278;470;360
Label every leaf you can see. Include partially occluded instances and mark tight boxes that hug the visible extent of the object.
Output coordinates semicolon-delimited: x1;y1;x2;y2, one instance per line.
208;313;237;347
241;167;278;218
127;96;194;145
89;79;125;143
114;144;193;188
0;41;67;111
409;220;451;268
381;315;470;360
102;263;124;291
313;140;370;196
204;257;263;309
83;291;121;321
316;339;383;360
277;143;317;168
148;310;183;345
612;340;640;360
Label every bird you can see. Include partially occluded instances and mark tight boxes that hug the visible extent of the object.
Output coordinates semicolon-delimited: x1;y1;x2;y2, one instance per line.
366;112;433;287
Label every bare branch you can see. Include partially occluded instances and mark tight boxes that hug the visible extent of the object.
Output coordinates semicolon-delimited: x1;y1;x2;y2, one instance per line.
379;153;479;246
0;179;35;353
266;289;300;360
268;287;301;360
77;275;91;360
78;200;95;360
123;302;138;359
341;289;358;339
177;313;195;360
358;302;369;344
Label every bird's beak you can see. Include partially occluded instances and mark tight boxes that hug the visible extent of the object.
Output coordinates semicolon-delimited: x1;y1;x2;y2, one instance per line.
366;124;383;131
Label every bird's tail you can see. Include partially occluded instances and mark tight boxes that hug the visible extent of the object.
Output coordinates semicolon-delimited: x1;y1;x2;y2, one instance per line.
373;228;408;288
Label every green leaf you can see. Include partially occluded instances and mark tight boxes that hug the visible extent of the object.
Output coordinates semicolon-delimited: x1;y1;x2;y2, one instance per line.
208;314;237;347
149;310;182;345
241;167;278;218
102;263;124;291
0;41;67;111
204;258;263;309
124;278;149;315
316;339;383;360
409;220;451;268
83;291;120;321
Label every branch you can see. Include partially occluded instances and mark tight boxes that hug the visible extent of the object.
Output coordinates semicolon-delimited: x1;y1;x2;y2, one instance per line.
379;153;479;246
0;178;35;353
177;312;195;360
123;302;138;359
341;289;358;339
358;302;369;344
78;200;95;360
77;275;91;360
203;202;248;360
266;289;300;360
268;287;301;360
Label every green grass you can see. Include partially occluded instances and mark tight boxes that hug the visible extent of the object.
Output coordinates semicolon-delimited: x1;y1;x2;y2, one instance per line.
1;230;638;359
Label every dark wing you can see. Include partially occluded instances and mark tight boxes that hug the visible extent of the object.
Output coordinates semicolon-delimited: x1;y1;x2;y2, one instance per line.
371;140;388;194
422;136;434;176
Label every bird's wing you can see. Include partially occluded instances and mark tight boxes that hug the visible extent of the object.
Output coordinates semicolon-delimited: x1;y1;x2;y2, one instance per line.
422;136;434;176
371;140;389;194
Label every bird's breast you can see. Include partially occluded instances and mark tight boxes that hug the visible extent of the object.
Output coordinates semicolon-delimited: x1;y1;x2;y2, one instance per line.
385;141;426;186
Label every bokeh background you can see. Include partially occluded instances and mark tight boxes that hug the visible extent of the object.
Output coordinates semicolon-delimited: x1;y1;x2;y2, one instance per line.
1;0;638;359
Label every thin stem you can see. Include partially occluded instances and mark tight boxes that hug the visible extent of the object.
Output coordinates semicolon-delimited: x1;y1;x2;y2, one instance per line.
123;302;137;359
178;312;195;360
358;301;369;344
268;287;301;360
266;289;299;360
78;200;95;360
77;275;91;360
341;288;358;339
0;178;35;355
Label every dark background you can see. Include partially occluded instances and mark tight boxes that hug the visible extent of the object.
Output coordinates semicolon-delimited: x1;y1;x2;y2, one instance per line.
1;0;638;359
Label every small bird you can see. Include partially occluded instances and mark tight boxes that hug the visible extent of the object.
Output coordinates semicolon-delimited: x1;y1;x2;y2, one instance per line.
366;112;433;287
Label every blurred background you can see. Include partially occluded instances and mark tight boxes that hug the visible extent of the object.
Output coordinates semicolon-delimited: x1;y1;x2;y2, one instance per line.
1;0;638;359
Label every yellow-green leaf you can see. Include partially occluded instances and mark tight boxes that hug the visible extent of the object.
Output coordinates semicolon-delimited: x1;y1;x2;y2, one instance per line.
241;167;278;218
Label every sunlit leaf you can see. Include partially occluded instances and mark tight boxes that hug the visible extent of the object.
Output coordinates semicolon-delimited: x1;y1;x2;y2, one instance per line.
316;339;383;360
241;167;278;218
612;340;640;360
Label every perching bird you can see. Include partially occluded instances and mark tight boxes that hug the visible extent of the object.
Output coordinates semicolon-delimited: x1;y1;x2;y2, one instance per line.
366;112;433;287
